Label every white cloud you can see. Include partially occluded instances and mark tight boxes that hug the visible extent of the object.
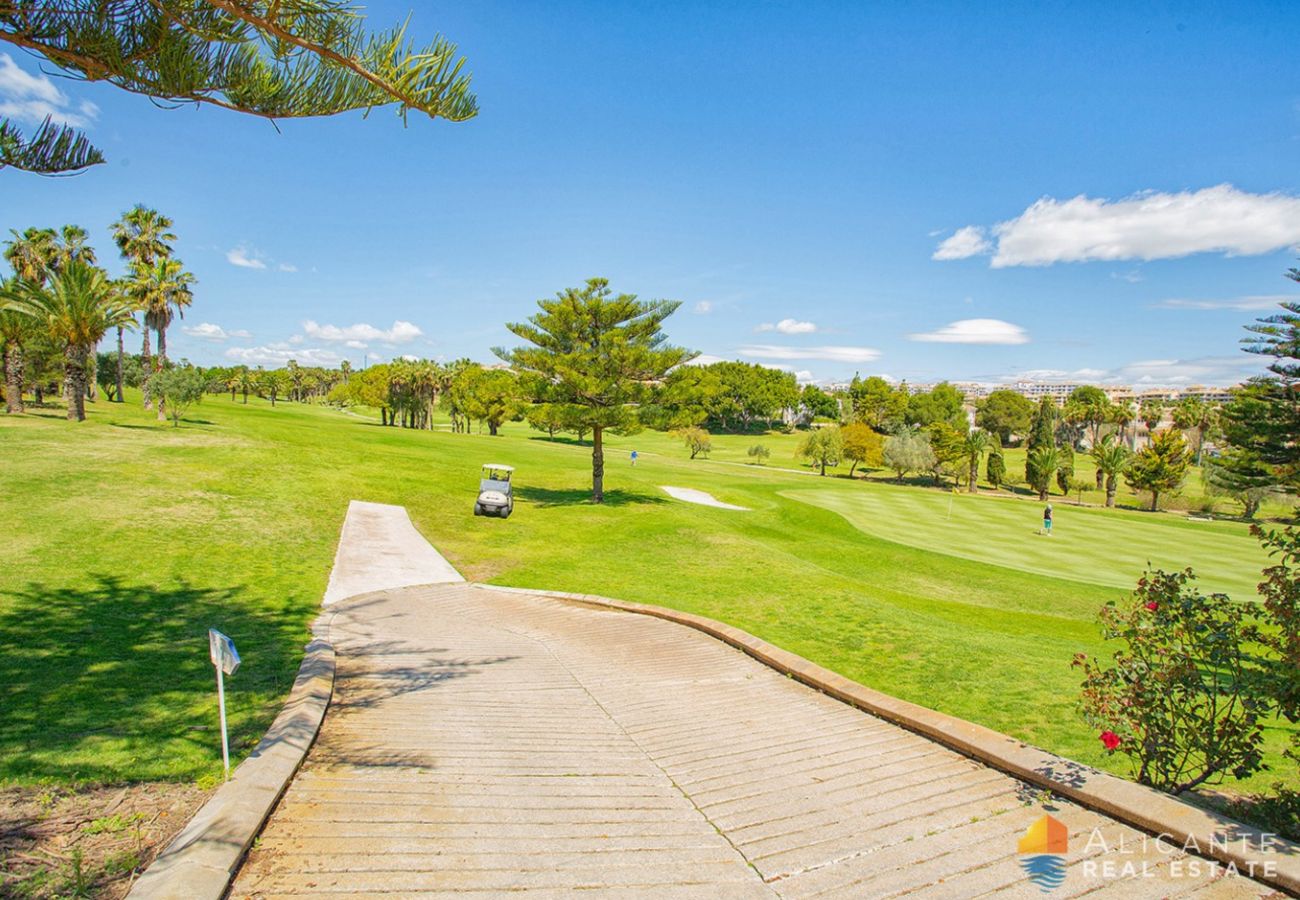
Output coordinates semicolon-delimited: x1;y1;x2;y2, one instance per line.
793;369;816;384
935;185;1300;268
181;322;252;342
302;319;423;347
685;353;726;366
1007;367;1112;382
756;318;818;335
999;356;1265;387
739;344;880;363
932;226;993;261
692;300;712;314
224;344;343;367
909;318;1030;345
0;54;98;128
1115;356;1263;386
278;262;298;273
226;246;267;270
1154;294;1291;311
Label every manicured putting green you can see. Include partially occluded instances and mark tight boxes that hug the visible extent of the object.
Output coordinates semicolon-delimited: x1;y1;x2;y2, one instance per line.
784;486;1269;599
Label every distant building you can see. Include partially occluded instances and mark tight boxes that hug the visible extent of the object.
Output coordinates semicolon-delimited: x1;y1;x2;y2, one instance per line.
951;382;992;401
1176;385;1234;404
1011;382;1079;404
848;379;1238;410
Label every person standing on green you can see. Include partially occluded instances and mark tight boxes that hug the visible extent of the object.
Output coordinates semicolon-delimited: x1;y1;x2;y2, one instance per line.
1042;503;1053;536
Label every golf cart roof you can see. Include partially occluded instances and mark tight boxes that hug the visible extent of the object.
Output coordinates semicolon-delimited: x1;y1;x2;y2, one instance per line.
482;463;514;472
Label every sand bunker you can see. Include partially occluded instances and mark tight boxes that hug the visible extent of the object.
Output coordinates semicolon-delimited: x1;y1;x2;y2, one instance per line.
661;486;749;511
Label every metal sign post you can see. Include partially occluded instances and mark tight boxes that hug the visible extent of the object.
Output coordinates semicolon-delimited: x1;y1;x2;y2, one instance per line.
208;629;241;781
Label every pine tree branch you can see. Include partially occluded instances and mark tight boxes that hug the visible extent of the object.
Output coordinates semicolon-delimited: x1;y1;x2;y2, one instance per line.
0;116;104;174
0;2;477;130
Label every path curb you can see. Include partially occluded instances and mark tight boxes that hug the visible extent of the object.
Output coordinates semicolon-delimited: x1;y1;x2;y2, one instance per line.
478;583;1300;896
127;610;337;900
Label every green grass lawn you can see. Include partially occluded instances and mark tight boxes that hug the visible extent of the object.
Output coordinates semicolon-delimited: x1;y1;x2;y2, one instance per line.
784;486;1268;598
3;394;1294;795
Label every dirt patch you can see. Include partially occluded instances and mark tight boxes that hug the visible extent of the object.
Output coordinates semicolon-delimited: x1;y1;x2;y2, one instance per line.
0;782;209;899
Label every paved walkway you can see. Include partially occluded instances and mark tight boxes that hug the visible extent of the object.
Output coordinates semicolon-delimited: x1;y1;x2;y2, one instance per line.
231;583;1276;898
322;502;463;605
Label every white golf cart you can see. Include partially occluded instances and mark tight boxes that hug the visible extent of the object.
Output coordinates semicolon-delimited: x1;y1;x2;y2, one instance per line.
474;464;514;518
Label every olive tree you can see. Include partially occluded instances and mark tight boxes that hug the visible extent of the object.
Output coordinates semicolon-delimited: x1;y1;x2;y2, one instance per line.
152;366;208;426
883;429;935;482
798;426;843;476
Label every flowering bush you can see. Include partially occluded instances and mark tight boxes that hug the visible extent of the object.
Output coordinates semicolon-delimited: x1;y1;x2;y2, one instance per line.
1073;568;1267;794
1252;525;1300;760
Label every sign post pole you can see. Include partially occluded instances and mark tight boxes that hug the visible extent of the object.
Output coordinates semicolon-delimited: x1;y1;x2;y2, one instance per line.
208;629;241;782
215;643;230;780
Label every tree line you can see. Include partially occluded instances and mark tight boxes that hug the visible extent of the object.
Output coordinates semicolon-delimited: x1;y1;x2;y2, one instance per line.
1;207;195;421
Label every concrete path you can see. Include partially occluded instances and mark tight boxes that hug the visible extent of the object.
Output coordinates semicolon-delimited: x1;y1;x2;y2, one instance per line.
322;501;463;605
661;485;750;510
231;583;1276;898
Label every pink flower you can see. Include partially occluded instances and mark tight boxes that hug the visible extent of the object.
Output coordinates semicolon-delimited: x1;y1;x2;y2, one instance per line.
1145;601;1158;611
1100;730;1122;750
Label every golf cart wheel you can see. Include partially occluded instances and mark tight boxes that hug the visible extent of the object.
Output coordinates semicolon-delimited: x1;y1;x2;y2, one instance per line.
473;503;483;517
501;506;512;519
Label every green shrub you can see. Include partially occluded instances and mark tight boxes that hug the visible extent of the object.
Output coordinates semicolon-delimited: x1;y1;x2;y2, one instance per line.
151;367;208;427
1073;568;1266;794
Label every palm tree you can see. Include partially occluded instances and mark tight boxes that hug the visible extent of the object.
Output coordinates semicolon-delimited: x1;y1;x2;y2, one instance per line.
1027;445;1061;501
131;257;195;419
1111;399;1136;450
233;366;256;404
112;207;175;407
261;369;290;406
1138;398;1165;444
1172;397;1215;466
55;225;97;270
962;429;992;493
102;297;137;402
0;280;35;413
146;259;194;365
12;261;129;421
111;207;175;269
1091;435;1132;508
286;359;303;402
3;227;59;283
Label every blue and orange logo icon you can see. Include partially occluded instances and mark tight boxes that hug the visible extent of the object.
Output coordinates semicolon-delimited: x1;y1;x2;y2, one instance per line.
1018;814;1068;892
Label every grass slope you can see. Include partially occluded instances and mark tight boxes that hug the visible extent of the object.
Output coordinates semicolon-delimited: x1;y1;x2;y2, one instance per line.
783;486;1267;597
2;394;1293;794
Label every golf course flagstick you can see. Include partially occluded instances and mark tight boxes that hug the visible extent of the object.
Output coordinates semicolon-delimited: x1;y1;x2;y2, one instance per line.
208;629;241;782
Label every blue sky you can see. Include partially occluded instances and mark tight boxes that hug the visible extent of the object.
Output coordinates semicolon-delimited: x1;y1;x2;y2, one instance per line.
4;1;1300;386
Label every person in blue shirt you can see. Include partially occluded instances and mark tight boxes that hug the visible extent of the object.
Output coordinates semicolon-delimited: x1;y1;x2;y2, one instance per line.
630;450;638;467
